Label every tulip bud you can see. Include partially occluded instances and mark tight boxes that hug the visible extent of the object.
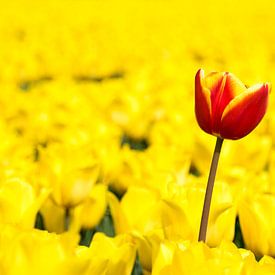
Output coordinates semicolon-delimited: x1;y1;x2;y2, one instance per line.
195;69;270;140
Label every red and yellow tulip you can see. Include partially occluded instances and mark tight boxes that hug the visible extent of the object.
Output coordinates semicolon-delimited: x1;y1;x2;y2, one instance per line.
195;69;270;140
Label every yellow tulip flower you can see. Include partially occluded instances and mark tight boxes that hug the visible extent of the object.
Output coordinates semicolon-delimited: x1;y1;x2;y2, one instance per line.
161;177;237;246
77;232;137;275
152;240;275;275
239;193;275;257
41;184;107;233
0;177;49;228
38;143;99;208
70;184;107;231
0;224;88;275
108;186;163;273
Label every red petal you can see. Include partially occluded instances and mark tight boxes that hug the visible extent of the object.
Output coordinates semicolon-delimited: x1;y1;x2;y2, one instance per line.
195;69;212;134
209;73;246;133
219;83;270;140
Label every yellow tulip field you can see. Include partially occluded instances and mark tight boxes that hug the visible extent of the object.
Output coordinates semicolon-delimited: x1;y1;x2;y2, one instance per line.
1;0;275;274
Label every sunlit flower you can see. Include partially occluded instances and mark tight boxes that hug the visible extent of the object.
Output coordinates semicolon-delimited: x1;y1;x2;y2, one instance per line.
0;177;49;228
0;224;87;275
238;192;275;257
152;240;275;275
195;69;270;140
38;144;99;208
77;232;137;275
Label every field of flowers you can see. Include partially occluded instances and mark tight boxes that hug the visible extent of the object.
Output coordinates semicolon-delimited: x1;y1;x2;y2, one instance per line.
1;0;275;274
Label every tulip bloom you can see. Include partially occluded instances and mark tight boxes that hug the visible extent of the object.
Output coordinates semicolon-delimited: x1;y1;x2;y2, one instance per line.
195;69;270;140
195;69;270;243
152;240;275;275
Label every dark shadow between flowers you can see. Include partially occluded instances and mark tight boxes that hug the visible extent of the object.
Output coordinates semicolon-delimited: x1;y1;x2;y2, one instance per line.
79;206;115;247
120;134;149;151
233;216;245;248
34;212;45;230
74;72;124;83
35;207;115;247
131;255;143;275
19;76;53;91
188;162;201;177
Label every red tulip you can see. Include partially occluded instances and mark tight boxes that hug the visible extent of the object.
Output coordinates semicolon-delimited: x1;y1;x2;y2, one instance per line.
195;69;270;140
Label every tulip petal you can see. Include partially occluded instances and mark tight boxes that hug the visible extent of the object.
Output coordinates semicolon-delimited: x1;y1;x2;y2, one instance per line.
195;69;212;134
211;73;247;133
224;73;247;97
215;73;247;113
220;83;270;139
204;71;226;94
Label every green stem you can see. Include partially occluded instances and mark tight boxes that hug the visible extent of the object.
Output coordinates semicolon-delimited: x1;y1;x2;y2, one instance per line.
198;137;223;242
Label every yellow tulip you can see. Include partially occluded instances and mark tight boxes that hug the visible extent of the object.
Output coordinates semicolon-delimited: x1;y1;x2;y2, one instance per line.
78;232;137;275
0;224;88;275
40;197;66;233
161;177;237;246
38;143;99;208
152;240;275;275
41;184;107;233
0;177;49;228
109;186;162;235
238;192;275;257
108;186;163;273
70;184;107;231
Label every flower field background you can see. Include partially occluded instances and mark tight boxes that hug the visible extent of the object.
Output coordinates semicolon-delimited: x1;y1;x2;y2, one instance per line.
1;0;275;274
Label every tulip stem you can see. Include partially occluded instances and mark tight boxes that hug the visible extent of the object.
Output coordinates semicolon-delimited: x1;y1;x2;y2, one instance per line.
198;137;223;242
64;208;70;231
